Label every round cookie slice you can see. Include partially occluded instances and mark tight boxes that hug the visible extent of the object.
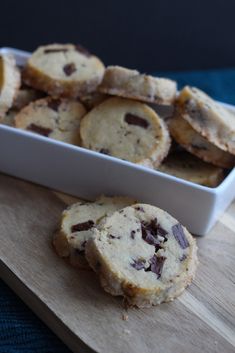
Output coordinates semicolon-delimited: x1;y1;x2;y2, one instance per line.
98;66;177;105
80;97;171;168
23;43;105;98
169;113;235;168
177;86;235;155
0;54;20;118
53;196;136;269
14;97;86;145
158;151;224;187
85;203;198;307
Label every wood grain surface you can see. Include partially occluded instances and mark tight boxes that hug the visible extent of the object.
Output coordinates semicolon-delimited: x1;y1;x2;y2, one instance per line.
0;173;234;353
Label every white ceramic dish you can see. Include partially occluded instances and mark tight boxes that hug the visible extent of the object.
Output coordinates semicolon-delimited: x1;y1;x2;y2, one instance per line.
1;47;235;236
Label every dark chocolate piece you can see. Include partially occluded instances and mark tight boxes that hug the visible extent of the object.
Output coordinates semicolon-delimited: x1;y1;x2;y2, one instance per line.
75;44;91;57
44;48;68;54
141;218;168;247
172;223;189;249
47;98;61;112
108;234;121;239
125;113;149;129
180;254;187;262
27;124;52;137
148;255;166;278
131;258;146;270
130;230;136;239
71;220;94;232
63;63;76;76
135;206;144;212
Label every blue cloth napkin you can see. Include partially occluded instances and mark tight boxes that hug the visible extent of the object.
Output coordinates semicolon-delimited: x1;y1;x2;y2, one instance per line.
1;68;235;352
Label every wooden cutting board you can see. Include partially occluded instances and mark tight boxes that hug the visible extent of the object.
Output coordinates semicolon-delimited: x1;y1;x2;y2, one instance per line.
0;173;235;353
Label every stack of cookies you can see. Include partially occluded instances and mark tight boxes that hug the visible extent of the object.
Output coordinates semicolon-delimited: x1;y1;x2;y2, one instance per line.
53;195;198;307
0;43;234;187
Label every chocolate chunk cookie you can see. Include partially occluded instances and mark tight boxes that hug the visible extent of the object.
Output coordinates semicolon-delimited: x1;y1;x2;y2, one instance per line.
98;66;177;105
85;203;198;307
80;97;171;168
53;196;136;269
169;113;235;168
0;54;20;119
158;151;224;187
23;44;105;98
177;86;235;155
14;97;86;145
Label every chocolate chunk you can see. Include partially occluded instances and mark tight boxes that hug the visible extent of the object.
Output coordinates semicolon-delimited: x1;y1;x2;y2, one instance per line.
75;248;85;255
135;206;144;212
99;148;110;155
47;98;61;112
125;113;149;129
108;234;121;239
63;63;76;76
71;220;94;232
172;223;189;249
44;48;69;54
27;124;52;137
180;254;187;262
148;255;166;278
141;218;168;248
131;258;146;270
75;44;91;57
130;230;136;239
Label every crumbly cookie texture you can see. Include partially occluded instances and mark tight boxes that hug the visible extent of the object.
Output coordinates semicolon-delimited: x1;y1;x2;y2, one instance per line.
23;43;105;98
158;151;224;187
98;66;177;105
79;92;109;110
14;97;86;145
53;196;136;269
80;97;171;168
0;54;21;119
169;113;235;168
86;203;198;308
177;86;235;155
12;87;45;110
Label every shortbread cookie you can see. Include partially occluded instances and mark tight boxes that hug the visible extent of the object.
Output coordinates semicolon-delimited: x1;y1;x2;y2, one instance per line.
80;97;171;168
1;109;17;126
15;97;86;145
79;92;108;110
23;44;105;98
86;203;198;307
12;87;45;110
158;151;224;187
177;86;235;155
98;66;177;105
0;54;20;118
53;196;136;269
169;113;235;168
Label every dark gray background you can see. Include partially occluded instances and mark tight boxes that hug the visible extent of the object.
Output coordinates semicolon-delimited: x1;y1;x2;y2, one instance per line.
1;0;235;72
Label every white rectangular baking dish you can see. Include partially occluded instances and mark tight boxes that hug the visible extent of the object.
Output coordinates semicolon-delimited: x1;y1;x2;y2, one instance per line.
1;47;235;236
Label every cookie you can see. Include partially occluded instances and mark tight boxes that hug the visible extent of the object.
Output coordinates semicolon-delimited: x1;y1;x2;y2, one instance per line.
1;109;17;126
53;196;136;269
169;113;235;168
80;97;171;168
0;54;21;118
98;66;177;105
85;203;198;307
14;97;86;145
158;151;224;187
23;43;105;98
177;86;235;155
12;87;45;110
79;92;109;110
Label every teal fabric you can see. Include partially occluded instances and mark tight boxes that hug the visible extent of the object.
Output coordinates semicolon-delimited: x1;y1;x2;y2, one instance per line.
1;68;235;352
